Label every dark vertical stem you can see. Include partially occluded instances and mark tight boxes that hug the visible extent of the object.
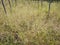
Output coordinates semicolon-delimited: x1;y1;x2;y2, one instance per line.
15;0;17;6
11;0;13;3
38;0;39;8
11;0;14;6
45;0;51;23
8;0;11;8
41;0;43;7
48;1;51;16
1;0;7;13
38;0;39;16
47;0;51;19
8;0;12;13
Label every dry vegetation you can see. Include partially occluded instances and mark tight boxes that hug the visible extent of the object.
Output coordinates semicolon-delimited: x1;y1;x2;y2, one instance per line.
0;0;60;45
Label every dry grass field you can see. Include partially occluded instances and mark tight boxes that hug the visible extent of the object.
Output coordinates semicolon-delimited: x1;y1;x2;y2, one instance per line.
0;0;60;45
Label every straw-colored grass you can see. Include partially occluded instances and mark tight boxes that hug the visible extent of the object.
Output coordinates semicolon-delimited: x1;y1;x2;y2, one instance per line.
0;1;60;45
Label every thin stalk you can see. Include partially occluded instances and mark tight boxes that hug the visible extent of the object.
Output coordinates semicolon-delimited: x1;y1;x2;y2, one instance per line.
46;0;51;20
15;0;17;6
41;0;43;7
8;0;11;8
1;0;7;14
